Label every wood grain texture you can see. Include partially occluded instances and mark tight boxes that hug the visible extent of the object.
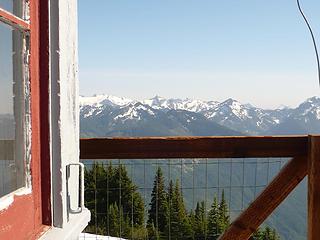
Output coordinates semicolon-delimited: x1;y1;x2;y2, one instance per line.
308;136;320;240
80;136;308;159
220;156;307;240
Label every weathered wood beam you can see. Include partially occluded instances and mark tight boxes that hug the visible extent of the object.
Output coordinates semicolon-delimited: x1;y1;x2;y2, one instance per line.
0;140;14;160
80;136;308;159
308;135;320;240
219;156;307;240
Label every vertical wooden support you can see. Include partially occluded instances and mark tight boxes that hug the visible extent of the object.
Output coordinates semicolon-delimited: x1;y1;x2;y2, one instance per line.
308;135;320;239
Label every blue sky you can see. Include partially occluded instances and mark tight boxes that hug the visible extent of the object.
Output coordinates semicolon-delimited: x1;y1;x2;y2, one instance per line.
78;0;320;109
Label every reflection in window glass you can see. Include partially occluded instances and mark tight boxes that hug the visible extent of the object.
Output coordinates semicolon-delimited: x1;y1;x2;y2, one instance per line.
0;22;26;197
0;0;23;18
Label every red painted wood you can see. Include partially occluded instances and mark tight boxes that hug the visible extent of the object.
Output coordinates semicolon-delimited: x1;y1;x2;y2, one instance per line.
0;8;30;30
29;0;43;234
0;195;35;239
39;0;52;226
0;0;48;239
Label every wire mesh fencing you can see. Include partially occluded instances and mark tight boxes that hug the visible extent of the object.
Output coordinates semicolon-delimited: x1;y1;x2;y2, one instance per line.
82;158;289;240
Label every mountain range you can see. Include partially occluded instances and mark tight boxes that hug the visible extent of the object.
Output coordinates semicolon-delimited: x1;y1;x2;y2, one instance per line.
80;94;320;137
79;94;319;240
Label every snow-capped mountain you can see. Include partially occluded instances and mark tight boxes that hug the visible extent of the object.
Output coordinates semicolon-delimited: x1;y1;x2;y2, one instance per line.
80;94;320;136
80;94;133;108
80;99;241;137
203;98;288;135
79;95;219;114
142;95;219;112
267;96;320;135
79;95;318;240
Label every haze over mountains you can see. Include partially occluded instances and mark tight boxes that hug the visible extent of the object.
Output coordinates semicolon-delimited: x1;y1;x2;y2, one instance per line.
80;94;320;137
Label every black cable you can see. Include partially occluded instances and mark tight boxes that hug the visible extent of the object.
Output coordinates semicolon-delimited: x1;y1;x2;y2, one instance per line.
296;0;320;87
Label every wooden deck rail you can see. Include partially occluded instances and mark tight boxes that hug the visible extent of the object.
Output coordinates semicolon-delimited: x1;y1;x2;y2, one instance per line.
79;135;318;240
80;136;308;159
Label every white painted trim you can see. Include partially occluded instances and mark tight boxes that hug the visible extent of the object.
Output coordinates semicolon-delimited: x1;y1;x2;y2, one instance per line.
39;209;90;240
49;0;87;230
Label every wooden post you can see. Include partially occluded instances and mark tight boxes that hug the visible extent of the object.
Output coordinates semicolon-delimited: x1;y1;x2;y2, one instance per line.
308;135;320;239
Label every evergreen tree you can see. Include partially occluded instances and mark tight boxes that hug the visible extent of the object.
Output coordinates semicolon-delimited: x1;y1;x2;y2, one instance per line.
207;195;219;239
252;228;264;240
194;201;207;240
84;163;145;238
189;209;196;239
165;180;175;239
261;226;280;240
217;190;230;234
147;167;168;237
108;202;130;237
85;164;281;240
84;163;108;233
166;180;192;239
147;222;161;240
108;203;119;237
251;226;281;240
112;164;144;226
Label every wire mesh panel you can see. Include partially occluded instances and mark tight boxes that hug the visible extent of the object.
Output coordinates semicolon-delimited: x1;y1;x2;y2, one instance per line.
82;158;300;239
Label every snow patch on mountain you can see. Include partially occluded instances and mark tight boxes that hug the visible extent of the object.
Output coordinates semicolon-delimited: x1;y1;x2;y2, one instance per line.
142;96;219;112
80;94;320;135
80;94;133;108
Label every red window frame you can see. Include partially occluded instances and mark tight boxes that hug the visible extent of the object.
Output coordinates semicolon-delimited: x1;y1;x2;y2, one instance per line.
0;1;51;239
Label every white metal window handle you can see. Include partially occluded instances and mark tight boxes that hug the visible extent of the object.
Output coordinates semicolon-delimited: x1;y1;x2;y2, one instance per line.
66;163;85;216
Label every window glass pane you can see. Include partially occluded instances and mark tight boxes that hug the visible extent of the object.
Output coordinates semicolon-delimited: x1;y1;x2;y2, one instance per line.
0;0;23;18
0;21;26;197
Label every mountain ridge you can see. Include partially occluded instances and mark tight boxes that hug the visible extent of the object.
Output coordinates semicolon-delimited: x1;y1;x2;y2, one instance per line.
79;94;315;240
80;94;320;136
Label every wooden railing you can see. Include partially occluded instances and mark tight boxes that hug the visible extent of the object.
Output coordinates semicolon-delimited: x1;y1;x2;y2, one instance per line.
80;135;316;240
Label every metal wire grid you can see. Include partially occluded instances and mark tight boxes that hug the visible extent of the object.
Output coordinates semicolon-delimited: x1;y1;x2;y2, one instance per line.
83;157;288;239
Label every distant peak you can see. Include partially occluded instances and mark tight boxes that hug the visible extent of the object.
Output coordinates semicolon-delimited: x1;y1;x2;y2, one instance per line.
276;104;290;110
305;96;320;103
151;95;165;100
243;103;255;108
79;94;133;107
222;98;240;105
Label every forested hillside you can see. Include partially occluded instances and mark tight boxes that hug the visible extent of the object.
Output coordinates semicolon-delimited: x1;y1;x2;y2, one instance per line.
85;164;280;240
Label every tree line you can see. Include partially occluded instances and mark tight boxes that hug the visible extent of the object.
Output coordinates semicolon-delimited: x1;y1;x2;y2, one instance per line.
84;163;280;240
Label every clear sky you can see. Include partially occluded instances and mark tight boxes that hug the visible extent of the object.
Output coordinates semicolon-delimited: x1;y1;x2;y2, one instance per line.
78;0;320;109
